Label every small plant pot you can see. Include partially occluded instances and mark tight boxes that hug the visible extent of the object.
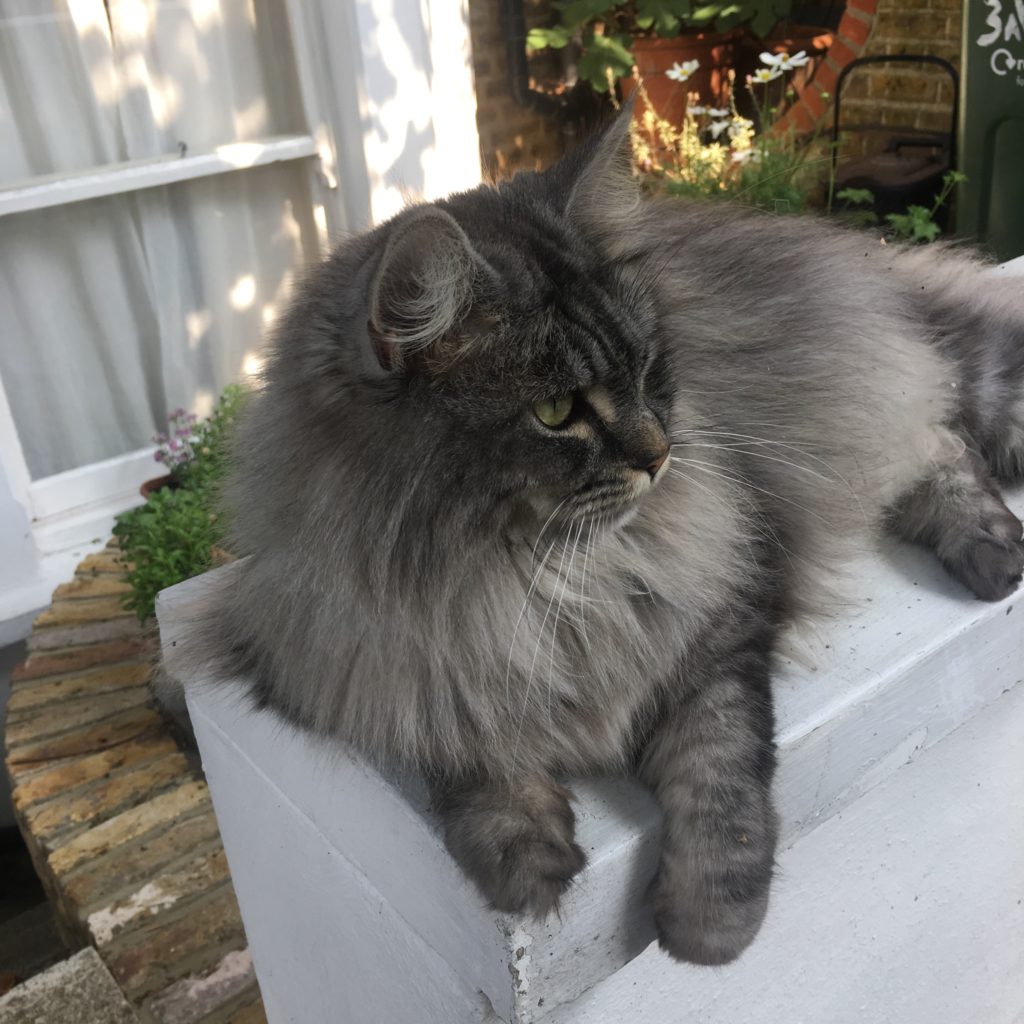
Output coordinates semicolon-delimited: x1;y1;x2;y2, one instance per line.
139;474;178;500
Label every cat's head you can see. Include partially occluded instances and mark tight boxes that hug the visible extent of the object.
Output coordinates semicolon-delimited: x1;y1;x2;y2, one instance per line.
279;108;674;550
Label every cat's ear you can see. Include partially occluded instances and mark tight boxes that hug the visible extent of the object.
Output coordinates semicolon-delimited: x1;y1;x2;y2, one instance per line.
368;206;482;372
562;102;640;250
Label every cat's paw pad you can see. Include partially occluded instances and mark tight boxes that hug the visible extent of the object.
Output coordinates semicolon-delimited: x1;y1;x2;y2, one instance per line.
442;782;586;918
947;532;1024;602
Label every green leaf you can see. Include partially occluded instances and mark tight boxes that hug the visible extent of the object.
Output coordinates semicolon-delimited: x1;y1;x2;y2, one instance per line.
750;6;779;37
836;187;875;206
526;26;572;49
557;0;616;28
578;31;635;90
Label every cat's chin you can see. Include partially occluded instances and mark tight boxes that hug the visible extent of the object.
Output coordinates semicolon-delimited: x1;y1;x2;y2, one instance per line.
592;505;640;532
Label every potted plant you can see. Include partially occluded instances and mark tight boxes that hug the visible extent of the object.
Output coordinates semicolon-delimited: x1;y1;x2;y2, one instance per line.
140;407;202;498
528;2;794;113
527;2;832;128
116;385;246;621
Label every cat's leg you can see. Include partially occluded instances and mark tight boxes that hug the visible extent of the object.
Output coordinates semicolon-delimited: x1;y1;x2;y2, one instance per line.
433;774;586;916
889;446;1024;601
640;649;778;965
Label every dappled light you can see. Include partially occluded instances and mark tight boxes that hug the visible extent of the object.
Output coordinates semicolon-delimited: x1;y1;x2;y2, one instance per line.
229;274;256;311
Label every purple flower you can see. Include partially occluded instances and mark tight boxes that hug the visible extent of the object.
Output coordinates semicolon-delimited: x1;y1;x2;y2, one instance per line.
154;451;165;462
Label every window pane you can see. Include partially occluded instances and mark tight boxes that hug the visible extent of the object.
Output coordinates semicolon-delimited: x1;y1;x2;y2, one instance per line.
0;160;318;478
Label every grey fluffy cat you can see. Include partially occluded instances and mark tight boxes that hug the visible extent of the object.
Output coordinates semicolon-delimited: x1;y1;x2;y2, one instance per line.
187;110;1024;966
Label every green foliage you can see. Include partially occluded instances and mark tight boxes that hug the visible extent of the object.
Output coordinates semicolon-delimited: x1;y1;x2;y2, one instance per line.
528;1;793;90
113;384;247;621
886;205;941;243
834;171;967;243
578;32;636;91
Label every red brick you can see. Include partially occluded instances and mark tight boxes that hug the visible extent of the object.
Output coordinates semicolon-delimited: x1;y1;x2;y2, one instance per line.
12;638;152;683
5;687;152;749
814;59;840;96
35;598;135;630
52;576;132;601
49;780;210;875
24;752;190;846
6;664;151;716
12;735;177;808
76;551;131;575
829;38;862;70
7;707;165;767
839;11;872;47
802;84;829;121
847;0;878;13
64;811;222;912
105;886;247;999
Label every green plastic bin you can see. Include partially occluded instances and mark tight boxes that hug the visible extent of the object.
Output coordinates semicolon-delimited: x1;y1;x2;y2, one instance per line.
957;1;1024;261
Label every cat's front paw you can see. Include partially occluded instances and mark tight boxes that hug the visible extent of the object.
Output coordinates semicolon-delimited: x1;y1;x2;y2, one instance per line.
440;779;586;917
649;845;773;966
945;521;1024;601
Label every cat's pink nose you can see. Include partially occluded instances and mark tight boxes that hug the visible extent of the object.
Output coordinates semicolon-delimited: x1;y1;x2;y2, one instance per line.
645;445;669;479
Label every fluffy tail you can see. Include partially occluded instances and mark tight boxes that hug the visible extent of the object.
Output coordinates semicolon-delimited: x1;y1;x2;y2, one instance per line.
900;247;1024;480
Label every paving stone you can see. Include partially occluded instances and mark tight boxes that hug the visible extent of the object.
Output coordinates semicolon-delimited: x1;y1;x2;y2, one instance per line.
6;708;165;768
0;947;138;1024
5;687;152;749
76;551;133;575
6;664;151;718
106;886;247;1000
86;846;231;946
28;617;145;653
12;736;179;809
48;781;211;876
11;638;152;684
64;812;222;913
24;753;190;846
52;576;133;601
34;598;136;629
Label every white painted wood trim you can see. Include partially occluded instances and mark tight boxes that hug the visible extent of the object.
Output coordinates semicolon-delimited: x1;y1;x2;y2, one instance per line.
29;447;156;522
0;135;318;217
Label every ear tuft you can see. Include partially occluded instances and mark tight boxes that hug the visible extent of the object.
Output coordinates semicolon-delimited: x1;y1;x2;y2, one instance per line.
368;207;480;371
562;103;640;252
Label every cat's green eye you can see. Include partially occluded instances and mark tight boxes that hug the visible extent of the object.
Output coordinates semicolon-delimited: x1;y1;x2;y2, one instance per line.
533;395;574;428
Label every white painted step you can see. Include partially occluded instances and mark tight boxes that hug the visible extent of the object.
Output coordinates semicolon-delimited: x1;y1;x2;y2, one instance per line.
158;488;1024;1024
542;676;1024;1024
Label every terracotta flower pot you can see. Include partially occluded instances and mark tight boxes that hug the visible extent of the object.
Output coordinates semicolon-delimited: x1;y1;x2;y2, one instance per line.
620;32;743;126
139;474;177;500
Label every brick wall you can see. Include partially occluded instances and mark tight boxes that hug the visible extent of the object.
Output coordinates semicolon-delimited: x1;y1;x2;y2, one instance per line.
834;1;962;156
467;0;564;177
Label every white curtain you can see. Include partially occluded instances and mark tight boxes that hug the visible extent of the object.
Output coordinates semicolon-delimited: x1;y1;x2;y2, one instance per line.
0;0;319;479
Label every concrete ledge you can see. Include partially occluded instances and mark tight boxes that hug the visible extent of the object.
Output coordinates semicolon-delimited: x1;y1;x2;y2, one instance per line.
0;948;138;1024
159;488;1024;1023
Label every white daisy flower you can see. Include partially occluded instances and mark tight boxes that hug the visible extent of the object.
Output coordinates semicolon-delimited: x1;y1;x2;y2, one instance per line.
708;107;730;118
666;59;700;82
751;66;783;84
759;51;786;67
709;119;731;140
688;104;707;115
780;50;809;69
